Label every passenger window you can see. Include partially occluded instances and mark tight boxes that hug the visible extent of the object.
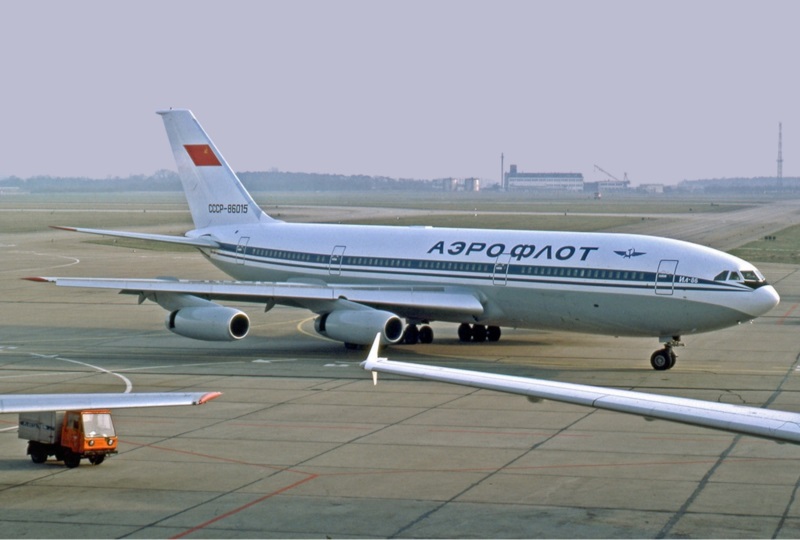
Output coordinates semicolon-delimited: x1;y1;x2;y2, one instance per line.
714;271;728;281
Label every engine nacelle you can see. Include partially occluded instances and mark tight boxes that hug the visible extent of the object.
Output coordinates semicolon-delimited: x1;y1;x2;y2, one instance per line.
166;306;250;341
314;309;404;345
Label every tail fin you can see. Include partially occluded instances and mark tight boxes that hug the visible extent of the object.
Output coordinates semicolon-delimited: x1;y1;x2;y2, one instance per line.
157;109;275;229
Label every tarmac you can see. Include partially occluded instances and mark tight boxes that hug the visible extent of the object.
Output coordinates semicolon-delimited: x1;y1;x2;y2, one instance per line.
2;200;800;538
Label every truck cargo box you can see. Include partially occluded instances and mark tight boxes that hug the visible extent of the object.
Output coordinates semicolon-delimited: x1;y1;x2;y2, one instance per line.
18;411;64;444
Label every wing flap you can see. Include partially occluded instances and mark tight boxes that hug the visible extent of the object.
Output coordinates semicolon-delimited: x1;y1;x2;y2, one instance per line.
0;391;222;414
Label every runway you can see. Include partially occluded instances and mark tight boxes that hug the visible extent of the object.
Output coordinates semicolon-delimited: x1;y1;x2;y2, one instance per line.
2;199;800;537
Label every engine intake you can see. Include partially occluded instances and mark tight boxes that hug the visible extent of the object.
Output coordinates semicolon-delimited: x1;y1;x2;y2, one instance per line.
315;309;404;345
166;306;250;341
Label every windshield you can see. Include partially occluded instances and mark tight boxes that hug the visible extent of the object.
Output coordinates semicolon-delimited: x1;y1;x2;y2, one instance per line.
713;268;767;289
82;413;116;437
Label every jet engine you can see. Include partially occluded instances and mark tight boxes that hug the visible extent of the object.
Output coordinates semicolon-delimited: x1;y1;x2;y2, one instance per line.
166;306;250;341
315;309;404;345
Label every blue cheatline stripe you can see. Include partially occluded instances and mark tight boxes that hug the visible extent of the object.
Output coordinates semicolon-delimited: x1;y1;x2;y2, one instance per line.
212;243;748;293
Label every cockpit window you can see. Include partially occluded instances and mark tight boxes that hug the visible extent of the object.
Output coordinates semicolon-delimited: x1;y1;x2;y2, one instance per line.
741;270;762;282
714;269;767;289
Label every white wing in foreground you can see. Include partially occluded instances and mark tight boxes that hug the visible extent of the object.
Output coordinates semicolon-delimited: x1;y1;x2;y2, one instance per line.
361;336;800;444
0;392;222;414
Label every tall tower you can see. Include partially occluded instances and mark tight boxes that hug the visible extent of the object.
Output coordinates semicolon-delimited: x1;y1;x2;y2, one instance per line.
777;122;783;181
500;153;505;191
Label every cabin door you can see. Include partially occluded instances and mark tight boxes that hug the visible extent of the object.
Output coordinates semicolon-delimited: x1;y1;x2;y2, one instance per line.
655;259;678;295
493;254;512;285
329;245;346;275
236;237;250;265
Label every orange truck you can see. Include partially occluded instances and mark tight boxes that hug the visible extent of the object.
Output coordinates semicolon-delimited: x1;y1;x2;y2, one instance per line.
19;409;118;468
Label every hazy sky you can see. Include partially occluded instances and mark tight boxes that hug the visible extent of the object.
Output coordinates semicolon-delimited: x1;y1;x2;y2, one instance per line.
2;1;799;185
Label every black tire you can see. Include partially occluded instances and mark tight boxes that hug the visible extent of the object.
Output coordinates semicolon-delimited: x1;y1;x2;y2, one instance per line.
487;326;502;342
472;325;487;343
403;325;419;345
457;323;472;342
30;451;47;464
418;325;434;344
650;349;672;371
64;452;81;468
88;455;105;466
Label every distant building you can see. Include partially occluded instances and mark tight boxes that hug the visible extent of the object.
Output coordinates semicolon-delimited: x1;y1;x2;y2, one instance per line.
639;184;664;194
440;177;481;192
584;179;632;194
505;165;584;191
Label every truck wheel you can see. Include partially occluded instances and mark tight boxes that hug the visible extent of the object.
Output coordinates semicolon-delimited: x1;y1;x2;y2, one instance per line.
30;451;47;464
63;452;81;468
88;455;105;465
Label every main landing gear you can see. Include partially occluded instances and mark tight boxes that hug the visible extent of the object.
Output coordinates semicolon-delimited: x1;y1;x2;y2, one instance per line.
399;323;503;344
650;336;682;371
457;323;501;343
402;323;435;345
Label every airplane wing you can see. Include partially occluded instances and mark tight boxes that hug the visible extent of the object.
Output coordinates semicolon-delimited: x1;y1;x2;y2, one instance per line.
0;391;222;414
25;277;485;319
360;336;800;444
49;226;220;249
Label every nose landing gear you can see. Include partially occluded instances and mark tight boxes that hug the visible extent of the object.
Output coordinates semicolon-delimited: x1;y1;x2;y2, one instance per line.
650;336;682;370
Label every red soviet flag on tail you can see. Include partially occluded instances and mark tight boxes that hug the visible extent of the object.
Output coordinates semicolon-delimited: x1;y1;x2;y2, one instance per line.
184;144;222;166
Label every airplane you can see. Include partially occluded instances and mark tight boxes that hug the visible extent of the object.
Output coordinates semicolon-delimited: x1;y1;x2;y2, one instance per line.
0;391;221;413
360;335;800;444
26;109;780;370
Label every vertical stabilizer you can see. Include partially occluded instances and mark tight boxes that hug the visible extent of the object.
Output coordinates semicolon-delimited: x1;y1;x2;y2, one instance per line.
157;109;273;229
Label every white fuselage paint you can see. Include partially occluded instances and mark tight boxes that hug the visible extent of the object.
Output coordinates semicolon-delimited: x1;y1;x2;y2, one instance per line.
189;221;780;339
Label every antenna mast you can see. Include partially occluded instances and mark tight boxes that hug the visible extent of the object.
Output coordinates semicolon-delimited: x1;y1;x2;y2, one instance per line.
777;122;783;181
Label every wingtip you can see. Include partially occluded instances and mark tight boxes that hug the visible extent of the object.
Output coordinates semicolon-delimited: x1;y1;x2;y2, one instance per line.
49;225;77;232
22;276;53;283
366;333;382;362
196;391;223;405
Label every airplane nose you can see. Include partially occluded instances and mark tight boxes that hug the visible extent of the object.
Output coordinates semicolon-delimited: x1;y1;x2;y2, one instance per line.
748;285;780;317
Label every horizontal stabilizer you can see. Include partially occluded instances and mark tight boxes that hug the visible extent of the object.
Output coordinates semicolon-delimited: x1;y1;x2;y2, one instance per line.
50;226;220;248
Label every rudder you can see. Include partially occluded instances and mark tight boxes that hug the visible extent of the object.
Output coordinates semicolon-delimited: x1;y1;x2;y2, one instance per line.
157;109;273;229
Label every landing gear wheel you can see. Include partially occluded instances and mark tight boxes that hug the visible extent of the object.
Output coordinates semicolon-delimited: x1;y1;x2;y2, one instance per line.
418;325;434;344
472;325;487;343
403;325;419;344
458;323;472;342
650;348;676;371
88;455;105;466
487;326;501;342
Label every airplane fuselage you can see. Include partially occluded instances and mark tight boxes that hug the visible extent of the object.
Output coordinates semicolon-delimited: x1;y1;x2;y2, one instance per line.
194;221;779;339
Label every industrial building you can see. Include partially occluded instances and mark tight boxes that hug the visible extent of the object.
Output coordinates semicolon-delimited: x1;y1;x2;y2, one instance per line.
504;165;584;191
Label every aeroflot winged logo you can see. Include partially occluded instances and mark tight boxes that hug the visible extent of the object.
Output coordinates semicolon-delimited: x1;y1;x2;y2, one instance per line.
615;248;646;259
184;144;222;167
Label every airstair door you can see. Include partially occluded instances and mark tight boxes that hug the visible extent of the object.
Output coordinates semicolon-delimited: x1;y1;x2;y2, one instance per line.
655;259;679;295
